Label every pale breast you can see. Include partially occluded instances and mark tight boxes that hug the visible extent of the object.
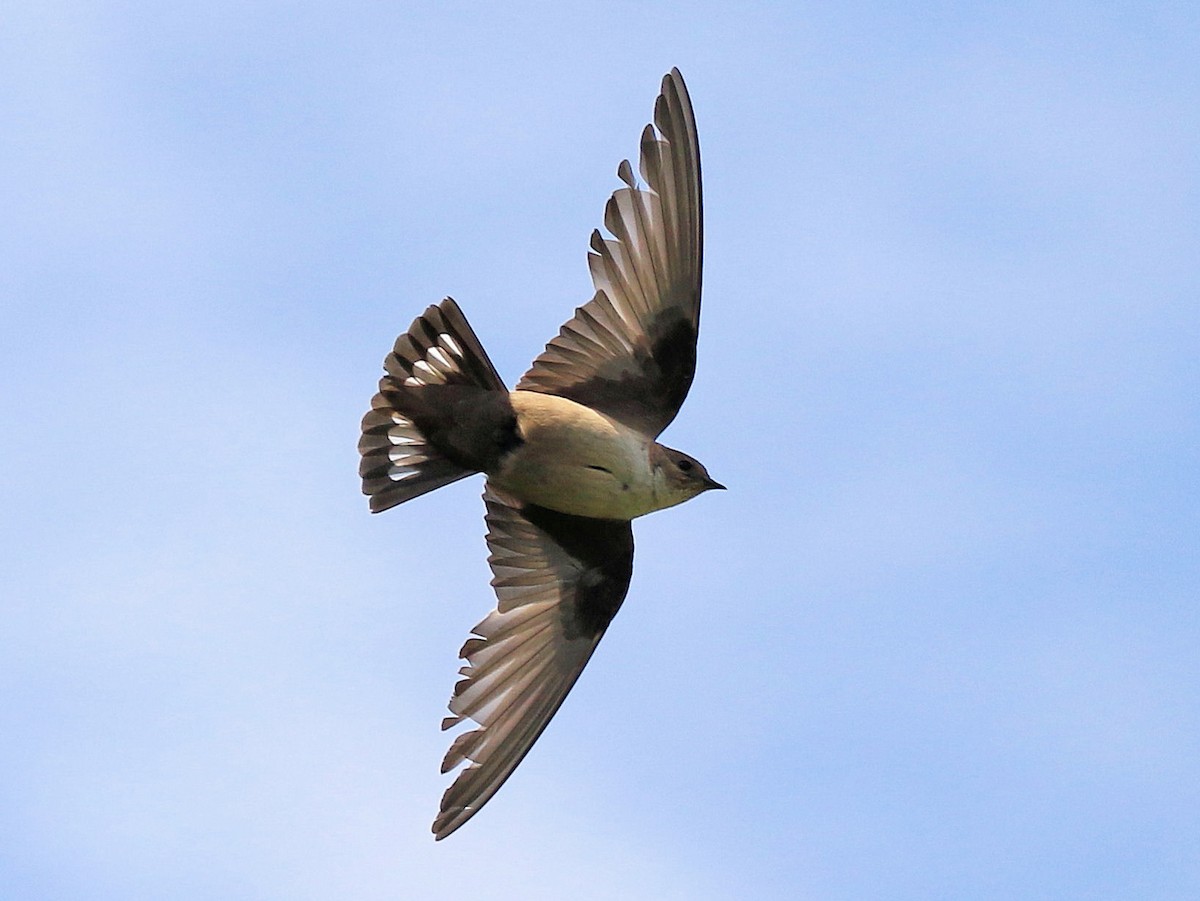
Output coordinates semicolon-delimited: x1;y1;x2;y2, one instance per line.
489;391;660;519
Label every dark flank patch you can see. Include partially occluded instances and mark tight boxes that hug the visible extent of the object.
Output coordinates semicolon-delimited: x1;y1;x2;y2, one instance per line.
392;385;523;473
522;505;635;641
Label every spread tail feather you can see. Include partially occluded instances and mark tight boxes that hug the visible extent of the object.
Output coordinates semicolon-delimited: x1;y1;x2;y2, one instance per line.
359;298;506;513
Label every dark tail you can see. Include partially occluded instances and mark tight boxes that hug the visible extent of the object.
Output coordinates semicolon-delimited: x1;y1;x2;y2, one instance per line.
359;298;506;513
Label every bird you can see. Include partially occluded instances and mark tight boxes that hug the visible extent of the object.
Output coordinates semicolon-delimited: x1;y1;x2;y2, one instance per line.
358;68;720;840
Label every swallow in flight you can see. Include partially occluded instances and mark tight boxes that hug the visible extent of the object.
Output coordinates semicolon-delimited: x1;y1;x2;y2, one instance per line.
359;68;719;839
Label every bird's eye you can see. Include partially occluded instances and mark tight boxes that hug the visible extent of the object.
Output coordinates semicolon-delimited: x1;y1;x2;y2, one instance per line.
677;459;694;472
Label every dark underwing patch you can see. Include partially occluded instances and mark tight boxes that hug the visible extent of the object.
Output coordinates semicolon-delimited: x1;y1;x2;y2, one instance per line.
521;504;634;640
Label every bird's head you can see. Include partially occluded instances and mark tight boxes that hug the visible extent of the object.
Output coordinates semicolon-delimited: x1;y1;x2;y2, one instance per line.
650;444;724;509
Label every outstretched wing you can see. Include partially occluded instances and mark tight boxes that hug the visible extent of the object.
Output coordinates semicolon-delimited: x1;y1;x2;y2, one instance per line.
433;484;634;839
516;68;702;438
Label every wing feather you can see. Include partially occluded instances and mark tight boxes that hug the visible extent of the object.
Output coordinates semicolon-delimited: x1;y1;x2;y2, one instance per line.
516;69;703;437
432;485;634;840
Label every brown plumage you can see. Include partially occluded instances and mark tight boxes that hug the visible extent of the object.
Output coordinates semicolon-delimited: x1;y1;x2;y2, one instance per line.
359;69;720;840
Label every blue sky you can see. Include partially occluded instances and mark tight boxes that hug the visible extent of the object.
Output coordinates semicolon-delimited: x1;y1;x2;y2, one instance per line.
2;2;1198;898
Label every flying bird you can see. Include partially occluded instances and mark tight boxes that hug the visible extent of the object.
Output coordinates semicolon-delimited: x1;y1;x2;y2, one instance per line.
359;68;719;839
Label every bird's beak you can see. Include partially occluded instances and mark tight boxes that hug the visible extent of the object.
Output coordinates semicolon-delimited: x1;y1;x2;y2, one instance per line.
704;477;726;491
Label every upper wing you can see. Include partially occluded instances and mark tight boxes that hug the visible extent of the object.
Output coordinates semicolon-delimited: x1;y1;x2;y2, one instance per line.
432;484;634;840
516;68;702;438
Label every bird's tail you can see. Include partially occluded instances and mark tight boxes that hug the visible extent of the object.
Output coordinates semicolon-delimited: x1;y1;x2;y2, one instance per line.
359;298;507;513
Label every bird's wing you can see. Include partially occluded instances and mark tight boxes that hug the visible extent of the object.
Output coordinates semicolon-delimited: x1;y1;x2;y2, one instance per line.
516;68;702;438
433;484;634;839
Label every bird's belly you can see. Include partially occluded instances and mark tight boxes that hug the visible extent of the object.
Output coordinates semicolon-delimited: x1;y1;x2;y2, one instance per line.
489;392;659;520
